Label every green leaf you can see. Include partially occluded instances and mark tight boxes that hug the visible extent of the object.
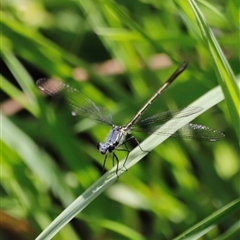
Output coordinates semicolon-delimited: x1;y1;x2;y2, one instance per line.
35;82;226;240
174;0;239;140
174;198;240;240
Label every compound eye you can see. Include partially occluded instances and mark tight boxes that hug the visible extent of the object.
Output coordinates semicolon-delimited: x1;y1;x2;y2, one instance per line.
108;145;115;152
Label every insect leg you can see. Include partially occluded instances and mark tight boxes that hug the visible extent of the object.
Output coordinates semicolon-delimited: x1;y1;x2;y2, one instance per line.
113;152;120;177
123;136;149;153
102;154;108;174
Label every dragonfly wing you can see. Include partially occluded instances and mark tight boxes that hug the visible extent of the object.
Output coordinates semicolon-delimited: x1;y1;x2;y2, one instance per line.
136;106;203;127
36;78;113;125
132;123;225;142
135;106;203;126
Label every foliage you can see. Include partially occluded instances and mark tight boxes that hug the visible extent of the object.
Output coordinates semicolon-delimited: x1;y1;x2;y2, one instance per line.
1;0;239;239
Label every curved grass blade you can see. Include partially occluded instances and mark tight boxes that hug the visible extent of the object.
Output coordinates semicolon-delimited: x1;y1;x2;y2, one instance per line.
174;0;239;139
35;83;225;240
173;198;240;240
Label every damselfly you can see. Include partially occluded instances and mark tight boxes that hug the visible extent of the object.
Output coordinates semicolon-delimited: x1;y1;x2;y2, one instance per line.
36;62;224;176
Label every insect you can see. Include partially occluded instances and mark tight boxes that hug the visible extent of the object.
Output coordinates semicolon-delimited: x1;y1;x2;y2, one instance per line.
37;62;224;176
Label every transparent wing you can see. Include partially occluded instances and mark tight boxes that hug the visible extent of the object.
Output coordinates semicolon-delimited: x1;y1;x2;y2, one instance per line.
135;123;225;142
132;107;225;141
134;106;203;126
36;78;113;125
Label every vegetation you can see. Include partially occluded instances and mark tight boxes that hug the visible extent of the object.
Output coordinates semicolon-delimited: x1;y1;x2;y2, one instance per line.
1;0;239;239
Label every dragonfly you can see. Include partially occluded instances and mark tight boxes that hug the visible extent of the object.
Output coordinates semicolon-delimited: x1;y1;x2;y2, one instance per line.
36;62;224;176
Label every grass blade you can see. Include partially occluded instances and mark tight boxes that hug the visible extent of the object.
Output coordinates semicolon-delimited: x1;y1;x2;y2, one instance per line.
35;82;225;240
173;198;240;240
175;0;239;139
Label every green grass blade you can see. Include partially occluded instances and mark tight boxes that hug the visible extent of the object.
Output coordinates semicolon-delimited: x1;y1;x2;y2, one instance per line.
35;82;226;240
2;115;75;206
214;220;240;240
174;0;239;139
1;74;36;115
2;1;238;239
173;198;240;240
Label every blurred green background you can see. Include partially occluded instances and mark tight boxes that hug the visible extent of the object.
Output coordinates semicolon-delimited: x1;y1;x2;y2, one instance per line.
1;0;239;239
